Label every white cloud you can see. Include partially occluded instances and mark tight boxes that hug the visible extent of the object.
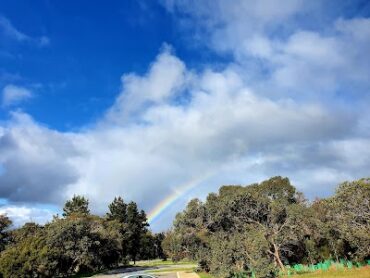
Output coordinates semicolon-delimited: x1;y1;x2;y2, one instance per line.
106;47;188;123
270;18;370;93
0;48;367;230
2;84;33;107
162;1;370;96
0;205;55;227
161;0;310;55
0;15;50;47
0;16;29;42
0;2;369;230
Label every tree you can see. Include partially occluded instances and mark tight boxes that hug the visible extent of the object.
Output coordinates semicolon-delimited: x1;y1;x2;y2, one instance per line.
0;214;12;252
126;202;149;264
106;196;129;263
107;196;127;223
205;177;308;272
166;177;311;277
0;216;122;278
170;199;208;261
327;179;370;261
63;195;90;217
0;224;52;278
236;177;308;270
46;216;121;276
0;195;160;277
153;232;166;260
10;222;43;244
162;230;183;262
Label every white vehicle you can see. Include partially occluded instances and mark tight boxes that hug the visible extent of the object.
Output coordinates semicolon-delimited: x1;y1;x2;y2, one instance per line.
122;274;157;278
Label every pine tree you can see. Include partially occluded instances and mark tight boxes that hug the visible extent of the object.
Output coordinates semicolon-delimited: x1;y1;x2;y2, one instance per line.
63;195;90;217
107;196;127;223
126;202;149;264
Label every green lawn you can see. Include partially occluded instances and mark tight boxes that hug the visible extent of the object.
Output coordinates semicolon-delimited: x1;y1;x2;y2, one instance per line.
198;272;215;278
148;267;195;274
135;259;197;275
290;266;370;278
134;259;196;267
198;266;370;278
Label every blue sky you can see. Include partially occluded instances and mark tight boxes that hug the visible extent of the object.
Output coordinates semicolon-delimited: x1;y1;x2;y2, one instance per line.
0;0;369;231
1;1;176;129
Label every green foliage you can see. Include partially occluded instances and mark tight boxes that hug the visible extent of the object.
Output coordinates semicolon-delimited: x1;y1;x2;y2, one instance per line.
163;177;370;278
63;195;90;217
106;197;154;263
0;225;52;278
329;179;370;260
45;216;121;275
162;230;184;262
107;196;127;222
126;202;149;263
0;195;163;277
0;177;368;278
0;215;12;252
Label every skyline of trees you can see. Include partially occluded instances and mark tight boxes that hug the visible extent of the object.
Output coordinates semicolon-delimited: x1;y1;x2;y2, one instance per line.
0;195;165;277
0;176;368;278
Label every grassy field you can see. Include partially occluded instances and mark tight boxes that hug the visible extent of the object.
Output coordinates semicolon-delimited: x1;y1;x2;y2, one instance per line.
134;259;196;266
290;266;370;278
198;272;214;278
134;259;197;275
148;267;195;274
198;266;370;278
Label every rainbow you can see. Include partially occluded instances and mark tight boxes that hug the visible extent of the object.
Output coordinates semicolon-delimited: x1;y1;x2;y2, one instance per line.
147;171;214;225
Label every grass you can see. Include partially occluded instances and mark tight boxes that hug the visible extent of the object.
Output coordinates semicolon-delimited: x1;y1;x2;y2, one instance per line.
134;259;196;267
197;266;370;278
198;272;215;278
289;266;370;278
134;259;197;275
71;270;104;277
148;267;195;274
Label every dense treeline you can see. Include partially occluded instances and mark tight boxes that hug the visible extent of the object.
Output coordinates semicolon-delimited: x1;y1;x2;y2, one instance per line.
162;177;370;278
0;196;165;277
0;177;368;278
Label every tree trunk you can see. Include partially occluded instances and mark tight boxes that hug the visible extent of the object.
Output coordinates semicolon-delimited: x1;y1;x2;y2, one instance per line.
273;243;285;270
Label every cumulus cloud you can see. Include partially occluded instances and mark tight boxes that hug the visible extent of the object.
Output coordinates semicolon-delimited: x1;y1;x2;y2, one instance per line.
0;112;79;202
270;18;370;94
0;47;367;230
162;1;370;96
0;2;369;230
161;0;310;55
106;46;188;123
2;84;33;107
0;205;55;227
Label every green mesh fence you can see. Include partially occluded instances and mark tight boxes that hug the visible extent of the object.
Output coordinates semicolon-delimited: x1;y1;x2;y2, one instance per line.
278;258;367;277
233;258;367;277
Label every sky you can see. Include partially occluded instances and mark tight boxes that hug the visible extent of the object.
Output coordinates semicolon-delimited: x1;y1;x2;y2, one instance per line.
0;0;369;231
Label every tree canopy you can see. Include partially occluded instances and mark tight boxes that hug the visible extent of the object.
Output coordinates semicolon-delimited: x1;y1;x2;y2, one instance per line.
162;177;370;278
0;177;368;278
0;195;164;277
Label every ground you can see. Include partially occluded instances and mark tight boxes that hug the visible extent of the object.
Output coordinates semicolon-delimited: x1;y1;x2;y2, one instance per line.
198;266;370;278
290;266;370;278
92;260;198;278
90;260;370;278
